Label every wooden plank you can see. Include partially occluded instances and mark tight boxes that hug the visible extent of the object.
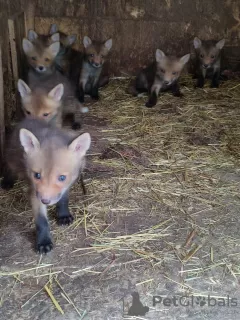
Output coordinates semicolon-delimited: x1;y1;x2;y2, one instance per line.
35;17;192;76
8;12;26;85
8;17;19;84
25;1;35;34
0;10;12;127
8;12;26;120
0;45;5;172
34;1;240;74
0;11;9;71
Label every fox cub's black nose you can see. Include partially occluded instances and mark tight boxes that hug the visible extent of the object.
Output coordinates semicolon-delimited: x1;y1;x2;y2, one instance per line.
41;199;51;205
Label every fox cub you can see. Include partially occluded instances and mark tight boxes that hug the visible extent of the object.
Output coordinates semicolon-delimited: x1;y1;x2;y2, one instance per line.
18;79;64;127
19;72;87;129
49;24;77;76
1;118;91;253
49;24;77;48
28;29;60;46
77;36;112;102
23;32;60;75
24;30;87;128
193;37;225;88
130;49;190;107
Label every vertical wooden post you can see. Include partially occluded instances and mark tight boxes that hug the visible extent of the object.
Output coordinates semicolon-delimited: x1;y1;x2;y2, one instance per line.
8;12;26;120
8;12;26;84
25;1;35;35
8;18;19;85
0;45;5;173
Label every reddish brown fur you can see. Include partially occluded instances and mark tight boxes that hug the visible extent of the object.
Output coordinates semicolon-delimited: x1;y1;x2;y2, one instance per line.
77;37;112;102
27;69;86;127
129;49;190;107
193;37;225;88
2;118;91;253
85;41;110;67
4;119;90;203
27;43;55;69
21;89;62;126
23;38;60;74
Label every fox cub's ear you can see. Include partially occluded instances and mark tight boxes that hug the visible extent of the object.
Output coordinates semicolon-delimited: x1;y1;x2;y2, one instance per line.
22;38;34;54
67;35;77;46
18;79;32;98
49;24;58;35
28;30;38;42
48;84;64;102
216;39;225;50
19;129;40;154
83;36;92;48
193;37;202;49
180;53;190;65
104;38;112;51
47;42;60;58
51;33;60;42
68;133;91;158
155;49;165;62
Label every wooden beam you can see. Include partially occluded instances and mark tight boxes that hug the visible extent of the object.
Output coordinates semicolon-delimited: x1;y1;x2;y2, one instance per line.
0;45;5;172
8;12;26;120
8;12;26;86
8;17;19;84
25;1;36;35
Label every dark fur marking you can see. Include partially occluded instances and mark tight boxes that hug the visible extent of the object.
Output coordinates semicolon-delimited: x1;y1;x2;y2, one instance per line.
1;168;16;190
145;91;158;108
80;173;87;195
171;81;183;97
72;122;81;130
196;75;205;88
36;214;52;254
77;86;85;103
211;71;220;88
56;192;74;225
91;86;99;100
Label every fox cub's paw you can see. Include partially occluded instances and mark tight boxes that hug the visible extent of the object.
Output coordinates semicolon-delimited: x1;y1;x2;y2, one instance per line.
1;176;15;190
57;214;74;225
37;238;53;254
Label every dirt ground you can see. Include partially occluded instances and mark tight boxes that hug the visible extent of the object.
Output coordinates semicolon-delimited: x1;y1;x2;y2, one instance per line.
1;78;240;319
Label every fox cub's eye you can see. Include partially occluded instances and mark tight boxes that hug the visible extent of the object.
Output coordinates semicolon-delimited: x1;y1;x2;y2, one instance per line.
200;54;204;58
26;110;31;115
58;175;66;182
211;55;215;59
90;54;94;57
31;57;37;61
172;71;177;75
45;58;50;62
34;172;41;180
43;113;49;117
160;69;165;73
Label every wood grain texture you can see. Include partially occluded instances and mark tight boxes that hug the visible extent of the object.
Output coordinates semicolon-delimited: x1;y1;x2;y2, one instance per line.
0;0;30;126
8;12;26;83
8;12;26;121
34;0;240;75
0;45;5;169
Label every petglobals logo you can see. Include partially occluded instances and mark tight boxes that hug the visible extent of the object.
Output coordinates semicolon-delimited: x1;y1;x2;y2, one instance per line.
153;295;238;308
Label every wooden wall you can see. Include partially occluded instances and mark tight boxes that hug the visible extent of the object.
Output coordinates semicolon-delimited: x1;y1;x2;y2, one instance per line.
0;0;30;126
1;0;240;77
34;0;240;76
